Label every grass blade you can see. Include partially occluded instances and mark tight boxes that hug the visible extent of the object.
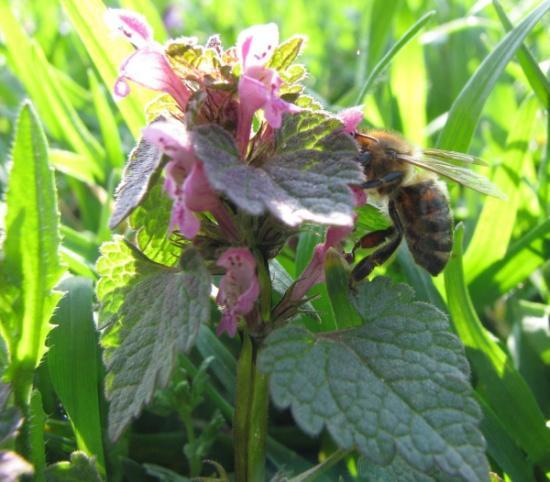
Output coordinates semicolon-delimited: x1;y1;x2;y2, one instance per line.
493;0;550;108
0;3;106;179
1;102;64;406
61;0;152;138
444;223;550;467
464;96;539;282
88;70;125;169
470;217;550;306
355;10;435;104
437;0;550;151
48;277;106;474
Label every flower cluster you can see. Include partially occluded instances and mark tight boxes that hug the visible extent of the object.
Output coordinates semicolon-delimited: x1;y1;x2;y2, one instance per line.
107;9;365;337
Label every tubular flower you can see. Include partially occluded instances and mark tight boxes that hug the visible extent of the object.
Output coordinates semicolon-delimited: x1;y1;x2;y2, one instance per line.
236;23;299;151
143;119;220;238
216;248;260;337
338;106;364;134
290;188;367;301
106;8;190;109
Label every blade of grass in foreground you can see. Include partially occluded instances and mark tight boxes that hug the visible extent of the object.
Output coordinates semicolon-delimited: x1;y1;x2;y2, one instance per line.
0;2;106;179
445;223;550;467
61;0;152;138
48;277;106;475
355;10;435;104
464;96;538;282
1;102;64;407
493;0;550;108
437;0;550;152
470;217;550;307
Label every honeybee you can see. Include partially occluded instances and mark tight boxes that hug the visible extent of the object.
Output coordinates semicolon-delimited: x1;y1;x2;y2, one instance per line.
350;130;505;283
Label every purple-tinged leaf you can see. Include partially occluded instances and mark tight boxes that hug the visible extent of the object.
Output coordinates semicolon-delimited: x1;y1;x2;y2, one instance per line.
109;137;164;229
193;111;363;227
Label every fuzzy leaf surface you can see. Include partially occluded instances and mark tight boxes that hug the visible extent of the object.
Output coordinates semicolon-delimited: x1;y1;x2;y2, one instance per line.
258;277;489;481
97;239;210;440
109;137;164;229
193;111;362;227
129;184;180;266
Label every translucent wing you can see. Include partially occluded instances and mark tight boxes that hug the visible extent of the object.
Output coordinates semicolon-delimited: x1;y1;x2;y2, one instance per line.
398;153;507;199
422;148;488;166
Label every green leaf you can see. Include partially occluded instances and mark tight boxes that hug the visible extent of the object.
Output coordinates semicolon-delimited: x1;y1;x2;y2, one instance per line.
49;149;103;185
444;223;550;467
47;277;105;473
1;102;64;405
464;95;539;282
193;111;362;227
0;4;106;179
355;11;435;104
60;0;150;138
109;137;164;229
97;240;210;440
476;394;535;482
129;184;180;266
324;249;362;329
29;390;47;482
437;1;550;152
259;277;489;481
267;35;306;71
88;69;125;169
492;0;550;108
44;451;102;482
469;217;550;307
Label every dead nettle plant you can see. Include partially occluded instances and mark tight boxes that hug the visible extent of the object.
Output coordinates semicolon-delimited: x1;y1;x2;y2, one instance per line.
97;9;489;482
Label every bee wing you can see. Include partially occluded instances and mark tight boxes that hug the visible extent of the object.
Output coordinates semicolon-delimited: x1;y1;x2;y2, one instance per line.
422;148;488;166
398;153;507;200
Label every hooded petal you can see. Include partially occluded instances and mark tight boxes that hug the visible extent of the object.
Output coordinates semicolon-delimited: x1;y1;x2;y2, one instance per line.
143;118;195;168
182;162;220;211
215;248;260;337
105;8;153;48
117;46;190;109
338;106;364;134
237;23;279;69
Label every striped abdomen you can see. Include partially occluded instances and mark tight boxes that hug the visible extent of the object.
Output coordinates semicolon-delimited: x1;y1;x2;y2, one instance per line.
392;180;453;275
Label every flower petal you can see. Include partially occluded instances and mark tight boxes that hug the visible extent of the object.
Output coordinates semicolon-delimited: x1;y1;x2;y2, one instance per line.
237;23;279;69
338;106;364;134
143;119;195;168
215;248;260;337
182;162;219;211
105;8;153;48
118;47;190;109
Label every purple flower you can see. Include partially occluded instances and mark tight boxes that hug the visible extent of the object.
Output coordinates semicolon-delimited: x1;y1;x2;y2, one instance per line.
338;106;364;134
290;188;367;301
216;248;260;337
106;8;190;109
235;24;299;152
143;119;221;238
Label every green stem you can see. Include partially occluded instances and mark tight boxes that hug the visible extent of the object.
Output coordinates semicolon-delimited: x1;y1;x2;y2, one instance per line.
247;365;269;482
234;334;253;482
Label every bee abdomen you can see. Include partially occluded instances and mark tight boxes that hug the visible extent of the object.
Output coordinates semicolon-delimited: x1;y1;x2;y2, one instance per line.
393;181;453;276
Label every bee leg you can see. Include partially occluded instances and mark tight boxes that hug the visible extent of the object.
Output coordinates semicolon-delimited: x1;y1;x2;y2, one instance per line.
362;171;404;190
351;200;404;283
350;226;395;261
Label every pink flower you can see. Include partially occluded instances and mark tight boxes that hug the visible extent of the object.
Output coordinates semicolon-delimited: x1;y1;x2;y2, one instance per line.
236;23;298;152
143;119;220;238
290;188;367;300
216;248;260;337
106;8;190;109
338;106;364;134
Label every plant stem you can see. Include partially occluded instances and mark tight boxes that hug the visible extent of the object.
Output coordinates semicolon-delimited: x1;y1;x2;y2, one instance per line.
234;334;270;482
247;365;269;482
234;334;253;481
